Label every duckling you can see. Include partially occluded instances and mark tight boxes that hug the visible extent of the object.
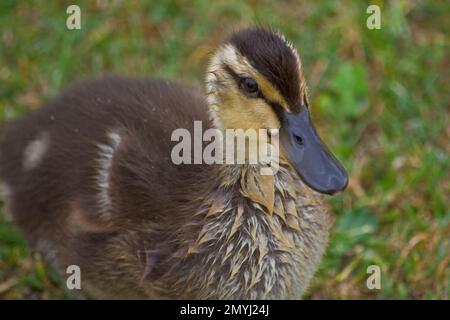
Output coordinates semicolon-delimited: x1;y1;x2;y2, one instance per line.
0;28;347;299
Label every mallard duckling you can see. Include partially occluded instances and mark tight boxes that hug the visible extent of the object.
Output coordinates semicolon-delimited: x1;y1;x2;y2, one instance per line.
0;28;347;299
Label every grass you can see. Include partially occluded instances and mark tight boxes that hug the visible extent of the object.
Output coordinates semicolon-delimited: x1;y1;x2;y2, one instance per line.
0;0;449;299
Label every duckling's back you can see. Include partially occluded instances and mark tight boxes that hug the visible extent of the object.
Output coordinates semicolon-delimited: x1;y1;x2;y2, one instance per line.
0;77;212;295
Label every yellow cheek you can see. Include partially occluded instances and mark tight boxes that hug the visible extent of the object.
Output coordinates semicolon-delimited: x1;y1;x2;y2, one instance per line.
250;99;281;129
218;90;281;130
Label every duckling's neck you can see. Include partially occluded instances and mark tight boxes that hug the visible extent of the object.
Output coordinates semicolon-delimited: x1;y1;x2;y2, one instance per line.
215;161;321;220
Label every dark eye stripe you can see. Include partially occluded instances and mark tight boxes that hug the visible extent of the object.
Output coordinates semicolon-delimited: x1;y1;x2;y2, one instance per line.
268;101;285;122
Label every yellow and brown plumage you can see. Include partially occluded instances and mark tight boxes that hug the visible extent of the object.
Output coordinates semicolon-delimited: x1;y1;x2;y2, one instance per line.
0;28;347;299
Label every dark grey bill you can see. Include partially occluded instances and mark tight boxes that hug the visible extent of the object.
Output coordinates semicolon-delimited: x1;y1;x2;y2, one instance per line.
279;108;348;195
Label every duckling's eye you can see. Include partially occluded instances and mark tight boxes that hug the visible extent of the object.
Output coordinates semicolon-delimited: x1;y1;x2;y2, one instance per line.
239;77;259;97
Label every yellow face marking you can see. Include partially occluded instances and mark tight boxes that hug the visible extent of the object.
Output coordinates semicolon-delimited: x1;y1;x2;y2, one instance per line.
206;44;306;131
218;86;281;130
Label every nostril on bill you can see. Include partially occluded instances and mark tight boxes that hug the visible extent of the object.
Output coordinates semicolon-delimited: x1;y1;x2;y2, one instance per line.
294;134;303;145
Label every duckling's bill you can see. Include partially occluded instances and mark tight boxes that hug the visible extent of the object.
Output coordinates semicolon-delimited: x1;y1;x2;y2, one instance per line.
279;107;349;195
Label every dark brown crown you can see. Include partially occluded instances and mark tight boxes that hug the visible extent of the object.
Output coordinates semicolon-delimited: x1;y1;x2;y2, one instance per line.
227;28;302;110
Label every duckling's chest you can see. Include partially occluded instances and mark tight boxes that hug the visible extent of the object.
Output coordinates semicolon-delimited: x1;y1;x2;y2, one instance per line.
163;169;331;299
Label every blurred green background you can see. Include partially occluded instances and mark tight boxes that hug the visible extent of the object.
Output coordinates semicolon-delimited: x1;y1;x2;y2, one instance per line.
0;0;448;299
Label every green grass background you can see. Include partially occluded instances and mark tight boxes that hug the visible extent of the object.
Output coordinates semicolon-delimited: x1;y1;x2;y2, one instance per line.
0;0;448;299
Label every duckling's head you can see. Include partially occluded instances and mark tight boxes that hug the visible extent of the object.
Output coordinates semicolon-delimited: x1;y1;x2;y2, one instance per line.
206;28;348;194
